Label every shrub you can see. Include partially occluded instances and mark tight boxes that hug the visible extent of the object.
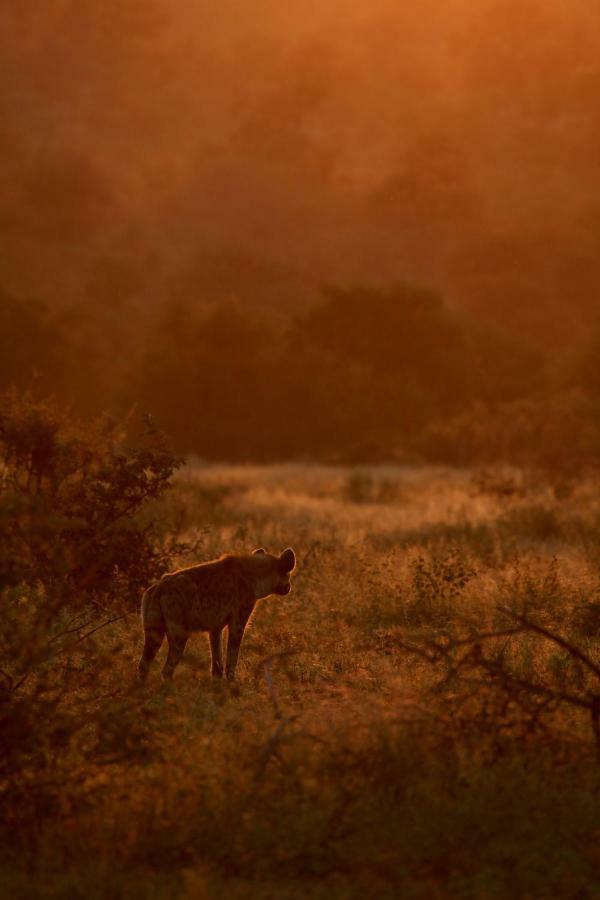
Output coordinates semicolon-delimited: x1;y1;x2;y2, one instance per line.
404;548;477;628
0;391;183;604
0;391;184;833
418;394;600;470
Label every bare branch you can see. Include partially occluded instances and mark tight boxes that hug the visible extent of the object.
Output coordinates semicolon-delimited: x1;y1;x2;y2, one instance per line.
497;605;600;680
58;613;130;655
253;650;297;720
48;615;97;645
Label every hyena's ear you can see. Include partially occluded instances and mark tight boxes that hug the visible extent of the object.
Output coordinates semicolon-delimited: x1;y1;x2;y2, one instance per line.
253;548;267;555
279;548;296;573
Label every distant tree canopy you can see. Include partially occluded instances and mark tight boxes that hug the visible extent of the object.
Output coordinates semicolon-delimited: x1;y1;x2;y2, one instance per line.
133;285;549;461
0;291;66;395
1;280;599;465
296;284;542;405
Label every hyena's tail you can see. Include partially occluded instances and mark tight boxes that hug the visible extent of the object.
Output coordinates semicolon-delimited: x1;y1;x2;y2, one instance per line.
141;581;165;630
138;581;166;680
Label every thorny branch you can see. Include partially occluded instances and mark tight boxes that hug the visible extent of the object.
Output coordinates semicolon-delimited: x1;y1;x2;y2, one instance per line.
497;605;600;679
5;612;132;695
398;605;600;757
251;650;325;785
260;650;298;721
61;612;130;652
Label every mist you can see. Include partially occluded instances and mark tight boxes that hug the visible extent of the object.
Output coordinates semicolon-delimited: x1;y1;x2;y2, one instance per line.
2;0;600;459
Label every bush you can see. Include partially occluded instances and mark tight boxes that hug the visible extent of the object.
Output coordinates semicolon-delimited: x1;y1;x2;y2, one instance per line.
418;394;600;470
404;548;477;628
0;391;184;833
0;391;183;603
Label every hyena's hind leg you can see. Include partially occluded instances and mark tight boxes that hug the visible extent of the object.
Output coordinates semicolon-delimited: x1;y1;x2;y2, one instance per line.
162;627;189;681
138;626;165;681
209;628;224;678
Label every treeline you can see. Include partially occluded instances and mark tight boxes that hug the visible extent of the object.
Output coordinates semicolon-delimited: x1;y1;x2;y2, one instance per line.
3;0;600;469
3;283;600;466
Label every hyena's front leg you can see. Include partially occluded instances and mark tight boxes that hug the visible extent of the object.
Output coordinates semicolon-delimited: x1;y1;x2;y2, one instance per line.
225;625;244;681
225;609;252;681
162;628;189;681
209;628;224;678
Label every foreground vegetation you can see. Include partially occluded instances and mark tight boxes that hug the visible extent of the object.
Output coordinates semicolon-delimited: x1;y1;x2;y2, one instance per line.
1;404;599;898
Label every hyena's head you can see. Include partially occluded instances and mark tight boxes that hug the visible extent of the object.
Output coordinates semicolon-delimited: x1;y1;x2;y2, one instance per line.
251;547;296;599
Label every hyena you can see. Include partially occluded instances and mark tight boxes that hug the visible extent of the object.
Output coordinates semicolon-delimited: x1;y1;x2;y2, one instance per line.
137;547;296;682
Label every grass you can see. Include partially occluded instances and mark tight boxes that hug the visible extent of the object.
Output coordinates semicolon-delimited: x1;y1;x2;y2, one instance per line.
3;464;600;898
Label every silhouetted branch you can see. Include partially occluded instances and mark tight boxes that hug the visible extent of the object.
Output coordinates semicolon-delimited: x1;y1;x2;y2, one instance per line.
497;605;600;679
398;608;600;757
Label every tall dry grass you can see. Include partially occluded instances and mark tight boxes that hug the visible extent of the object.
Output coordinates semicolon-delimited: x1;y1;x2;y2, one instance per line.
2;463;600;898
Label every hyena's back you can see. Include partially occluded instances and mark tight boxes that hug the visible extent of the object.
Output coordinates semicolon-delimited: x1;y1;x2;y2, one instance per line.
141;557;253;635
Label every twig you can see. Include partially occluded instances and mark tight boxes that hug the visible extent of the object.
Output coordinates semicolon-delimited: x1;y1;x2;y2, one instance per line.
251;650;299;783
394;627;524;663
56;613;130;656
399;610;600;756
48;614;97;645
253;650;297;720
497;605;600;680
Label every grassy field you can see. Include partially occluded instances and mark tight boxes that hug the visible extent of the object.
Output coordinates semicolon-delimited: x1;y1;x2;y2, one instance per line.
3;463;600;899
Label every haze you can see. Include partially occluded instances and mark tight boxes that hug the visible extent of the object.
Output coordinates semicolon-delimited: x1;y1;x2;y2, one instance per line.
2;0;600;459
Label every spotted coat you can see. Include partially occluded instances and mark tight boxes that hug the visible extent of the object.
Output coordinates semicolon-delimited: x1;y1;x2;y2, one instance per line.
138;548;296;681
